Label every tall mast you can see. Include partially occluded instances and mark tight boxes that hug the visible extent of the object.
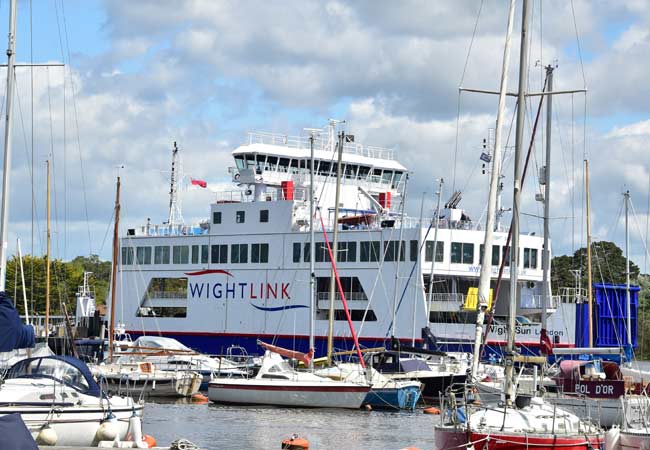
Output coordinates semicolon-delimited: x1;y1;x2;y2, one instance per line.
624;190;631;360
168;142;182;226
585;159;593;348
471;0;517;378
327;129;344;366
45;160;51;338
412;194;426;345
305;128;319;368
541;65;554;335
0;0;18;291
108;176;121;362
390;173;408;337
426;179;444;323
505;0;530;407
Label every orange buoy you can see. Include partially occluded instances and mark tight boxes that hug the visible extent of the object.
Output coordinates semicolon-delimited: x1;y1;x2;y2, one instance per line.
281;434;309;450
423;406;441;415
191;393;209;403
399;447;421;450
143;434;157;448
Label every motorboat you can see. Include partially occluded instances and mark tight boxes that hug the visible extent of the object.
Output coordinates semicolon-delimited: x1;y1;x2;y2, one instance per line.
0;355;144;446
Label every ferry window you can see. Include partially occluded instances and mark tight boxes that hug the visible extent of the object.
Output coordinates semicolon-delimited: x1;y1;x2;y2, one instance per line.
154;246;170;264
201;245;209;264
252;243;269;263
191;245;199;264
371;168;382;183
121;247;134;265
265;156;278;171
136;246;151;265
384;241;405;262
393;171;403;188
337;242;357;263
234;155;245;170
382;170;393;185
425;241;444;262
293;243;301;263
360;241;380;262
231;244;248;263
290;159;299;174
358;166;370;180
173;246;189;264
524;248;538;269
143;277;187;300
410;240;418;262
260;210;269;223
502;246;510;267
211;244;228;264
279;158;290;173
315;242;331;263
345;164;358;179
245;153;255;169
236;211;245;223
334;310;377;321
213;211;222;224
318;161;331;176
480;244;500;266
451;242;473;264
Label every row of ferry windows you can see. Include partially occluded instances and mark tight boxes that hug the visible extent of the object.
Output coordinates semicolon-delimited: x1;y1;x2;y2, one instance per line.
212;210;269;225
234;153;404;187
291;240;539;269
121;241;539;269
121;243;270;265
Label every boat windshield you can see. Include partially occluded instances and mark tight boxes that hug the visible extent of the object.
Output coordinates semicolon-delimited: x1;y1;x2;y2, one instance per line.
6;357;91;394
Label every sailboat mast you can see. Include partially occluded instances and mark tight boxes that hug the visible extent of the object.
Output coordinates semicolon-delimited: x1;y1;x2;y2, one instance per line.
307;130;317;366
541;65;554;333
45;160;51;338
505;0;530;406
108;176;121;362
471;0;517;378
327;129;344;366
0;0;17;291
624;190;632;354
585;159;593;348
426;179;444;323
391;173;408;337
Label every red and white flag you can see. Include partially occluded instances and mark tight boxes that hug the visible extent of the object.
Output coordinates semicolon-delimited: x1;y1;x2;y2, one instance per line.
191;178;207;188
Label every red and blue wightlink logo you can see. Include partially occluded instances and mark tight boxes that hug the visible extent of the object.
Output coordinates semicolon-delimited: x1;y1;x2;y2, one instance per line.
184;270;307;312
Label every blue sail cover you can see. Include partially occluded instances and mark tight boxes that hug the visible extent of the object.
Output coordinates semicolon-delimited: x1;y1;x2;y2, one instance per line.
0;291;35;352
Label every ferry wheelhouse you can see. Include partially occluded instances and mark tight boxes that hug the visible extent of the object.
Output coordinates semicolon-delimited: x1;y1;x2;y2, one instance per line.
111;127;576;357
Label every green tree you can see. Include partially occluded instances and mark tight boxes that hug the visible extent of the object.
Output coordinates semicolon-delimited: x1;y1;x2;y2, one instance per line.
551;241;640;293
4;254;112;318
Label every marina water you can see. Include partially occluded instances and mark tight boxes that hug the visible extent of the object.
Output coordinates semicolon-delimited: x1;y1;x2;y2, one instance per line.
144;400;438;449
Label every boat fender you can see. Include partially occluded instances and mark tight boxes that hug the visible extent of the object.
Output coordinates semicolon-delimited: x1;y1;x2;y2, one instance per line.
143;435;157;448
423;407;441;415
95;414;119;443
605;426;620;450
191;393;209;403
36;424;58;446
281;434;309;450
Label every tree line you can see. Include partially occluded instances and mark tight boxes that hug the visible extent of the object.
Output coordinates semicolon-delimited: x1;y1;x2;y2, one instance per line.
4;254;112;317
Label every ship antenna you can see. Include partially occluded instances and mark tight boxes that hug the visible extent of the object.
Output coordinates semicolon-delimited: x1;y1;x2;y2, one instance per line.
168;141;183;226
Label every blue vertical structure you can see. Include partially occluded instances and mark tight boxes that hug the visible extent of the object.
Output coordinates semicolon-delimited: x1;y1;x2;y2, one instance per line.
576;283;639;360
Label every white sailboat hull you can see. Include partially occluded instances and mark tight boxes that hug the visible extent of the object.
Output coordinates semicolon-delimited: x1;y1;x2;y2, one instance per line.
208;378;369;409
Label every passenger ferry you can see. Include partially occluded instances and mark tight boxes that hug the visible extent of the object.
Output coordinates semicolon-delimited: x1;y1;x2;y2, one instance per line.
110;125;577;357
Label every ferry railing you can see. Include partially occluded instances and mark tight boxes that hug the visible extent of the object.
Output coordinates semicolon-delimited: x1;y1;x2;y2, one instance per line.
245;131;396;161
520;294;560;310
316;292;368;302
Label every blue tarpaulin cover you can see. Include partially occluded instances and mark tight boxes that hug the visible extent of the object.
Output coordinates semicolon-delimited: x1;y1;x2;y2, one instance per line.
0;413;38;450
0;291;35;352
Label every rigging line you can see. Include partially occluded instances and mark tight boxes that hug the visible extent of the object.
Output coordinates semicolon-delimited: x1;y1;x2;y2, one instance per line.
452;0;484;194
13;72;44;252
646;174;650;273
630;199;650;264
56;0;93;255
30;0;34;317
570;0;587;88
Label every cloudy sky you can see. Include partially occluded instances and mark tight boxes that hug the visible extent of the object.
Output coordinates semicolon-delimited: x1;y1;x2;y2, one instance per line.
0;0;648;274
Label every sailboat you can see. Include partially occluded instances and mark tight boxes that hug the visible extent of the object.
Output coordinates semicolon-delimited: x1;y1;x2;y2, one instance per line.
434;1;604;448
208;128;371;409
